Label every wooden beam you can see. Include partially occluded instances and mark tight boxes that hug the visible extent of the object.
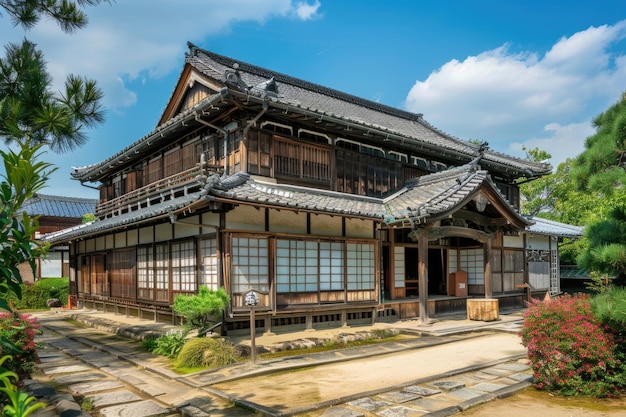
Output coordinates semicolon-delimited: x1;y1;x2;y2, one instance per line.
417;230;429;325
484;237;493;298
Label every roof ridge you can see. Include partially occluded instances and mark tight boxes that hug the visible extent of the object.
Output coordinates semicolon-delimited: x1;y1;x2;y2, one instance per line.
31;193;98;203
187;42;424;123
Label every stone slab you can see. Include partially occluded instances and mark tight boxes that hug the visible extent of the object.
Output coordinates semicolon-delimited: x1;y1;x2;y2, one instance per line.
509;373;534;383
37;354;65;362
446;388;484;401
455;374;491;385
43;364;92;375
134;383;166;397
376;405;426;417
409;396;458;413
78;352;113;366
473;371;500;381
347;398;393;412
54;372;107;385
430;381;465;392
402;386;441;396
177;405;211;417
320;407;365;417
377;391;421;403
480;367;513;377
70;380;124;394
100;400;170;417
471;382;508;393
90;390;142;408
115;374;146;386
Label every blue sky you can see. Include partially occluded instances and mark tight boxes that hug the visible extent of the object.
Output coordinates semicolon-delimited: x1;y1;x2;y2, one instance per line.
3;0;626;198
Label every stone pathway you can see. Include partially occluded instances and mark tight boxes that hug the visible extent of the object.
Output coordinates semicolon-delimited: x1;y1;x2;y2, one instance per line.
29;310;532;417
320;361;532;417
32;315;253;417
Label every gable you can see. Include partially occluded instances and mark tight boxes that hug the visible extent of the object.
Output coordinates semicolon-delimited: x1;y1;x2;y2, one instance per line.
158;64;223;125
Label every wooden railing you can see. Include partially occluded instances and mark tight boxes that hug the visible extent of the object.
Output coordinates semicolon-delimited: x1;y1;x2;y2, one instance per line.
96;164;222;219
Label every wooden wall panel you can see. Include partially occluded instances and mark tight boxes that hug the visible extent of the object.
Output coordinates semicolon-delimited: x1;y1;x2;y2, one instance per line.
109;249;136;300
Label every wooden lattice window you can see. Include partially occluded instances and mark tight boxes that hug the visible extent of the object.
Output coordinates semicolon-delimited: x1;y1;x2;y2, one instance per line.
276;239;319;293
171;240;196;294
137;246;154;300
201;237;219;290
231;237;269;293
155;243;169;302
346;243;375;290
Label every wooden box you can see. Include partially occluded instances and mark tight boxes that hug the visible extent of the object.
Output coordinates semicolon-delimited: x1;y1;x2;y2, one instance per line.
467;298;499;321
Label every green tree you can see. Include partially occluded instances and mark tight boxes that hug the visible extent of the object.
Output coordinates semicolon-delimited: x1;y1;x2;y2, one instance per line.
0;39;105;153
1;0;108;33
1;0;107;152
0;145;54;311
518;146;555;216
0;0;107;309
572;95;626;281
518;142;626;266
172;287;229;336
572;95;626;195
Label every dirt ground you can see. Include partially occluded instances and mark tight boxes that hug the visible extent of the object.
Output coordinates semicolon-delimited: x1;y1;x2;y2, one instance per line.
464;388;626;417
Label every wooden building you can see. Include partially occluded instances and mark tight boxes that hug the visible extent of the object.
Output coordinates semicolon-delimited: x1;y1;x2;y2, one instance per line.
46;43;576;332
22;194;97;281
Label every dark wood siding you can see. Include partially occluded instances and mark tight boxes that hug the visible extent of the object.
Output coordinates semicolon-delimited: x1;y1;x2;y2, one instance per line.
91;254;108;296
335;149;402;197
110;249;136;300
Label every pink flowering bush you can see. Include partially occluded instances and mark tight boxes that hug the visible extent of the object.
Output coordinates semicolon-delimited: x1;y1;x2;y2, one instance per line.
520;293;626;397
0;312;40;383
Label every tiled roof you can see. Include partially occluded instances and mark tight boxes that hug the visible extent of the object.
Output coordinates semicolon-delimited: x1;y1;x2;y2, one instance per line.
384;166;491;224
208;164;528;228
72;44;551;182
47;163;523;244
525;217;584;238
44;193;201;243
186;45;550;177
209;173;387;218
23;194;97;219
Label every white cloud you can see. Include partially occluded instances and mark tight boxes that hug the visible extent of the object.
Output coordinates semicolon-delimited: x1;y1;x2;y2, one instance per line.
506;122;595;169
405;20;626;166
293;1;322;20
0;0;317;111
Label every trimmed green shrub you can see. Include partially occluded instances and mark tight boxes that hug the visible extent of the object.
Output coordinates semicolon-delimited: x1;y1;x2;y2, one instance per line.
520;294;626;397
151;330;188;359
141;336;158;353
591;287;626;371
591;287;626;333
176;337;239;369
172;287;228;336
12;278;69;310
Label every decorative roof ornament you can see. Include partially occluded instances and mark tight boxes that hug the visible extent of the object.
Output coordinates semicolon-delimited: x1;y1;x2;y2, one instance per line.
473;193;489;212
469;141;489;170
249;76;278;99
221;62;249;91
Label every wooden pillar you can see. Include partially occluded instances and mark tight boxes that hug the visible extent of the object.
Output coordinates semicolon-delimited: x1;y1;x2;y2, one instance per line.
484;237;493;298
417;231;429;325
